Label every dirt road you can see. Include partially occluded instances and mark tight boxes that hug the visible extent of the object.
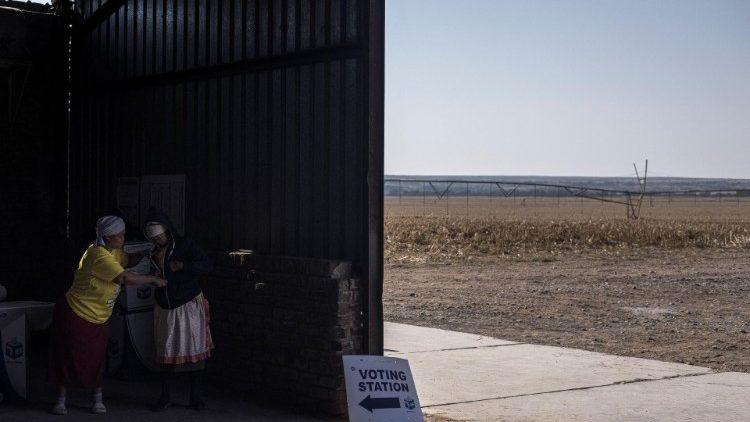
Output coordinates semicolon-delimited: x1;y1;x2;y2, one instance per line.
384;247;750;373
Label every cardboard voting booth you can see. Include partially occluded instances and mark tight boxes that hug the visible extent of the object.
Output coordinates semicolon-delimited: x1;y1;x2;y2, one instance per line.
107;241;159;379
119;241;156;312
106;306;159;378
0;301;55;403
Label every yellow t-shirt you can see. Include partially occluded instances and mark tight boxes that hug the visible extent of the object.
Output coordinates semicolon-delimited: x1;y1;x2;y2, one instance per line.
66;245;127;324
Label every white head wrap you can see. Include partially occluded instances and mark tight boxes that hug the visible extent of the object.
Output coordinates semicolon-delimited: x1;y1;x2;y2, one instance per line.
95;216;126;246
144;222;167;239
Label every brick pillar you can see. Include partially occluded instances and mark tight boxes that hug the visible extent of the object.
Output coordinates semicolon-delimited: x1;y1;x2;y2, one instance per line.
202;252;363;415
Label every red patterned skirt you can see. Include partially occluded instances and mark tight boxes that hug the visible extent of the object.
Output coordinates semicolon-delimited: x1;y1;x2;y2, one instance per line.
47;298;108;389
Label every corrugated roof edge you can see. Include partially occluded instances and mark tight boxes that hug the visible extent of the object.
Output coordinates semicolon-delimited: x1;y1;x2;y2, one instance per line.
0;0;53;14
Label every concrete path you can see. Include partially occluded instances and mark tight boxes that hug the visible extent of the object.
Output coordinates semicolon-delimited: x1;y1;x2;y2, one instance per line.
385;322;750;422
3;323;748;421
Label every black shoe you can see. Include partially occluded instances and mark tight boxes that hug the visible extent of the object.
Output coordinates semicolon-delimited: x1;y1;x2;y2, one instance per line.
150;396;171;412
188;397;205;411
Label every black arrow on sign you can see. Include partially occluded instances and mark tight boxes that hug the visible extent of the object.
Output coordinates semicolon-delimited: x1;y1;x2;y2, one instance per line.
358;395;401;413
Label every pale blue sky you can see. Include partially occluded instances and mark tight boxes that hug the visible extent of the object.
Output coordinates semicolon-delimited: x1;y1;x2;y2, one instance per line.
385;0;750;178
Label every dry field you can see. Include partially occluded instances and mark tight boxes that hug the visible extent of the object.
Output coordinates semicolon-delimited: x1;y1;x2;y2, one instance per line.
383;197;750;376
385;196;750;221
384;198;750;263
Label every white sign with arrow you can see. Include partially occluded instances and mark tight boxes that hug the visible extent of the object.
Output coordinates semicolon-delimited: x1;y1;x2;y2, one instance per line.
343;355;424;422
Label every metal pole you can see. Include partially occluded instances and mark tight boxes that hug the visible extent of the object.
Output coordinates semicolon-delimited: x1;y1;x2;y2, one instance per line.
446;185;449;215
466;183;469;216
365;0;385;356
489;183;493;216
65;8;74;239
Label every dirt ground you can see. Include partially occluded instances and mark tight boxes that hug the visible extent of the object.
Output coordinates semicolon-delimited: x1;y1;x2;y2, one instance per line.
384;247;750;373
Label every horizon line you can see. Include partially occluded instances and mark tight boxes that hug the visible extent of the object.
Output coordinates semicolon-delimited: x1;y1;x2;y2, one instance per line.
384;174;750;181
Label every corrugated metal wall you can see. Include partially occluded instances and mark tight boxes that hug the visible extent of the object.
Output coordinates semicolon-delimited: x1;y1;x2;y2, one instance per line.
71;0;383;351
0;5;70;301
72;0;376;255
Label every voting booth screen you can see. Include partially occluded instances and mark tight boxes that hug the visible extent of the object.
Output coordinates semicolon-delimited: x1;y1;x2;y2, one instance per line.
0;312;27;402
107;241;159;379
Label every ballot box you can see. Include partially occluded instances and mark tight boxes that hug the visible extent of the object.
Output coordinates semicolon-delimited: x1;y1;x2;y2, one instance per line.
107;306;159;380
0;301;55;403
109;242;159;380
118;241;156;312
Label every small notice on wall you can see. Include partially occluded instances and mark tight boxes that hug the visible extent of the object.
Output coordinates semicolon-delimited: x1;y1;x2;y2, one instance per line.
343;355;424;422
116;175;185;233
140;175;185;234
116;177;140;226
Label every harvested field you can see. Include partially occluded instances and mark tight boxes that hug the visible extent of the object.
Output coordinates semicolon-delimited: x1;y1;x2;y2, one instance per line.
386;216;750;263
385;196;750;221
383;200;750;376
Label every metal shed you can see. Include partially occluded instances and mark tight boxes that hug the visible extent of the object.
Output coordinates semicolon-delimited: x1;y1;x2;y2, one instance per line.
0;1;69;300
68;0;384;354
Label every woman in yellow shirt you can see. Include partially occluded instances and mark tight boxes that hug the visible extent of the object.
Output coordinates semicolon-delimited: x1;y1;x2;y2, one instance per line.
47;216;166;415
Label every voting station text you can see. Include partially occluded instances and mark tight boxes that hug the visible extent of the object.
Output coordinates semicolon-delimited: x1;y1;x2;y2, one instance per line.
357;369;410;393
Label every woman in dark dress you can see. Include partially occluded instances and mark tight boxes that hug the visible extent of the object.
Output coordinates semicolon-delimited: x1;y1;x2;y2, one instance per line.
142;208;213;411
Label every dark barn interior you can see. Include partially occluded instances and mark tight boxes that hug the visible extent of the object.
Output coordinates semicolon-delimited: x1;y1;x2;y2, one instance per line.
0;0;383;415
0;1;70;301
